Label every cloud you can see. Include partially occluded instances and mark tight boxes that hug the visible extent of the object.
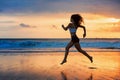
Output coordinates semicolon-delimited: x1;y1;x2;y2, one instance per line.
96;25;120;32
89;21;120;32
52;25;58;29
19;23;36;28
0;21;15;23
0;0;120;18
111;27;120;32
106;23;120;32
104;21;120;32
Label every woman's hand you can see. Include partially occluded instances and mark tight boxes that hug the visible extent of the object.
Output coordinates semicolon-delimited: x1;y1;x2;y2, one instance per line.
83;33;86;38
62;25;64;28
61;24;68;31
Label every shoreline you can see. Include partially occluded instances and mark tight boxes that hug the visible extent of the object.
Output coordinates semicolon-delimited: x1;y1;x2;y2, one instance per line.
0;38;120;40
0;48;120;53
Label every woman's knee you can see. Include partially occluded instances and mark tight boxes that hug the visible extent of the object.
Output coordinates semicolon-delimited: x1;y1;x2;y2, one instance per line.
78;49;85;53
65;47;69;51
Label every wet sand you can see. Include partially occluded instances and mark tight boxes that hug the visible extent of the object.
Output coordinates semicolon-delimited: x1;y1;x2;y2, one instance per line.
0;52;120;80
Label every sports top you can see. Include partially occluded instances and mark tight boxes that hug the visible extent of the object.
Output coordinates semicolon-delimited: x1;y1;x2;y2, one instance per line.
69;27;77;33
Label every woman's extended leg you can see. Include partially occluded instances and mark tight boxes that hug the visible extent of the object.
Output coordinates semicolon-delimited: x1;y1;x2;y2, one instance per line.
74;42;93;63
61;41;74;65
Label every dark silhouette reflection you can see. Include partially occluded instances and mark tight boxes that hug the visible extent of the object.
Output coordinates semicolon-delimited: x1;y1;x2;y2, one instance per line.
61;71;67;80
61;71;93;80
87;73;93;80
88;66;97;69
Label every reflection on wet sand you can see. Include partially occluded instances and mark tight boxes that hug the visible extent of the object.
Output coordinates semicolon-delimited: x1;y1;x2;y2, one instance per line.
61;71;67;80
0;52;120;80
61;71;93;80
87;73;93;80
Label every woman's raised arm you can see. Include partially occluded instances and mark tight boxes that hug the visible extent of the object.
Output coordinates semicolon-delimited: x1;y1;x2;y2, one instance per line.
62;23;71;31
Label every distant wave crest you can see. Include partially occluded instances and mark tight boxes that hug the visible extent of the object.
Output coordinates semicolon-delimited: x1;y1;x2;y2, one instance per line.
0;39;120;51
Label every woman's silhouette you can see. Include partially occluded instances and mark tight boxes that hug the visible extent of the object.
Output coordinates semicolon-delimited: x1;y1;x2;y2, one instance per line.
61;14;93;65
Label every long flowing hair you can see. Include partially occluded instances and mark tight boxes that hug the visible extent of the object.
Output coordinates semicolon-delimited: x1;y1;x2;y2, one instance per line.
71;14;84;27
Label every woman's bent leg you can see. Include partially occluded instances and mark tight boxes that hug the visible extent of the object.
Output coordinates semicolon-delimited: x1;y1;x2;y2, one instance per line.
74;42;93;63
61;41;74;65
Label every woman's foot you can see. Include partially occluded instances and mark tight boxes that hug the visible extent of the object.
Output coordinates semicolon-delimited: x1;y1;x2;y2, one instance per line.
60;60;67;65
90;56;93;63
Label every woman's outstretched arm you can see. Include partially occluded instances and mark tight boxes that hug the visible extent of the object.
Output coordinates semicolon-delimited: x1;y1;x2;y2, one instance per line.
62;23;71;31
62;25;67;31
79;25;86;38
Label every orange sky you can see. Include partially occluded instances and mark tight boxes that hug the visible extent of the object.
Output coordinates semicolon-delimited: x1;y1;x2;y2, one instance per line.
0;13;120;38
0;0;120;38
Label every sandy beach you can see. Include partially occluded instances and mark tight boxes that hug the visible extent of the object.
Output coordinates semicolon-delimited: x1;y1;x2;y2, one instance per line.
0;52;120;80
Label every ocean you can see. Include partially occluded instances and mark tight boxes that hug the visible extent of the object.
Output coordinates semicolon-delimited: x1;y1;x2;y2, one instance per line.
0;38;120;53
0;38;120;80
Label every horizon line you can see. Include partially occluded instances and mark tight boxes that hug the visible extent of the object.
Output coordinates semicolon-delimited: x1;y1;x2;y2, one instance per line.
0;38;119;40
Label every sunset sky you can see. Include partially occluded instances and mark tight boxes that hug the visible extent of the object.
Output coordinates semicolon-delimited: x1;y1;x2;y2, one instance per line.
0;0;120;38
